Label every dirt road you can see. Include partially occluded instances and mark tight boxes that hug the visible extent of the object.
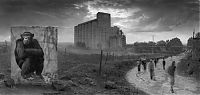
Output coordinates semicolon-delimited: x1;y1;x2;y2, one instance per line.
126;53;200;95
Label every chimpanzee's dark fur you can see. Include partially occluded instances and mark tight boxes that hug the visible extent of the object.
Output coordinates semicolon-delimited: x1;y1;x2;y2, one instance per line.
14;35;44;79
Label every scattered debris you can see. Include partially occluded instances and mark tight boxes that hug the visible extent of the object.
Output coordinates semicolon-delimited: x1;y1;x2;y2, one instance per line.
42;92;61;95
0;73;4;80
60;74;72;80
79;77;96;86
104;81;117;89
51;80;77;91
4;78;15;88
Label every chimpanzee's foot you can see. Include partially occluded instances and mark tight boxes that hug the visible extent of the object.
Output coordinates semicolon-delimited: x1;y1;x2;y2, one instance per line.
22;75;34;81
21;72;35;80
30;72;35;76
22;74;30;79
26;77;34;81
35;74;44;80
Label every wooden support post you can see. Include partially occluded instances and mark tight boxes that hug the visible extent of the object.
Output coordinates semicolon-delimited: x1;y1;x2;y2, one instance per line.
105;52;108;64
99;50;103;75
113;53;114;60
5;40;7;48
4;40;7;53
64;48;66;55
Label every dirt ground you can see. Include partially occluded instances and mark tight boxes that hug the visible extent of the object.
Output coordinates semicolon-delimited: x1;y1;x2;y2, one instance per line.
0;83;62;95
126;53;200;95
0;44;171;95
176;51;200;81
0;47;147;95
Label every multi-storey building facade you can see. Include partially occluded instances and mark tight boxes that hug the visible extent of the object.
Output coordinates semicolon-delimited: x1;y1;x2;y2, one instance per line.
74;12;126;49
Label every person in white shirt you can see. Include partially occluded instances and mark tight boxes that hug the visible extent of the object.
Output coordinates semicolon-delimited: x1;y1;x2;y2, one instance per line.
149;59;155;80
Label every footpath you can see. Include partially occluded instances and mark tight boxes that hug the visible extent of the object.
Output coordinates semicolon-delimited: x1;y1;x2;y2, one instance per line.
126;53;200;95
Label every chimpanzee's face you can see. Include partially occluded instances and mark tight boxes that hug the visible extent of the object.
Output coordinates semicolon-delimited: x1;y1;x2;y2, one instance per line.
22;35;32;45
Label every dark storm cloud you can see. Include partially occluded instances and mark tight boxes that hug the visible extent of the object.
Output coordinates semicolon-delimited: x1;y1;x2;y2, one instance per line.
128;0;199;32
0;0;90;39
0;0;91;18
0;0;199;41
86;0;199;32
0;0;198;26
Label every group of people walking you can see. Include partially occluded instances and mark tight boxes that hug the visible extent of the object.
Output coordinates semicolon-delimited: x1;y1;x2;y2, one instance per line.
136;58;147;72
136;56;176;93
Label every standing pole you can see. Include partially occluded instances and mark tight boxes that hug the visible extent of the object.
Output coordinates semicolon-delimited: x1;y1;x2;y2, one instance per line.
152;35;154;42
64;48;66;55
4;40;7;52
105;52;108;64
99;50;103;75
113;52;114;60
193;29;195;38
5;40;7;47
192;29;195;60
152;35;155;54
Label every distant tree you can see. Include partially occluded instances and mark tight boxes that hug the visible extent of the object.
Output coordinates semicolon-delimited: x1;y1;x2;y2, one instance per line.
187;37;193;48
134;42;145;53
133;42;140;53
166;40;170;43
148;41;156;53
148;41;156;46
195;32;200;38
134;41;158;53
157;40;166;46
157;40;167;52
134;42;150;53
166;37;183;54
76;42;86;48
133;38;184;54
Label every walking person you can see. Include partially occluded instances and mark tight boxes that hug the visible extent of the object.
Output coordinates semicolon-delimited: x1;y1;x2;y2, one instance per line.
162;58;166;70
168;61;176;93
154;58;157;68
137;60;141;73
149;59;155;80
141;59;147;72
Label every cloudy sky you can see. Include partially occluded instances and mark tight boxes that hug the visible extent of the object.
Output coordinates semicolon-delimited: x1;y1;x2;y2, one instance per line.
0;0;199;44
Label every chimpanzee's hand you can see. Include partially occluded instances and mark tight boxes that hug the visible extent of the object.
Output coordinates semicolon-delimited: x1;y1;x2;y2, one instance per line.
25;49;43;56
25;49;37;52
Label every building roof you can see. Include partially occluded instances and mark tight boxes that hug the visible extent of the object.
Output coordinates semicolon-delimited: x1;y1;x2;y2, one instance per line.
78;19;97;26
97;12;110;15
193;38;200;40
11;26;58;28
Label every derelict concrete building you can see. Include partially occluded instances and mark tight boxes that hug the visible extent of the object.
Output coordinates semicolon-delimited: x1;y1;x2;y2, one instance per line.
74;12;126;49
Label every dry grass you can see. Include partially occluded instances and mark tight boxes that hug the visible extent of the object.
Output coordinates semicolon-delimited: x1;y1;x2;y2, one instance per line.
177;53;200;80
57;48;150;94
0;50;10;78
0;45;167;95
57;47;171;94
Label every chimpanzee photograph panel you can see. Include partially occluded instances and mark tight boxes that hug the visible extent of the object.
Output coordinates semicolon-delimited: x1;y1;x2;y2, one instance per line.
14;32;44;79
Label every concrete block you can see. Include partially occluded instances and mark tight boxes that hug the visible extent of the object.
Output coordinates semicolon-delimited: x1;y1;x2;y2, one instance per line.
10;26;58;84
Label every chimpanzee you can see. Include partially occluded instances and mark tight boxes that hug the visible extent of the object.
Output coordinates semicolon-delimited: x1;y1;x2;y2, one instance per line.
14;32;44;79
